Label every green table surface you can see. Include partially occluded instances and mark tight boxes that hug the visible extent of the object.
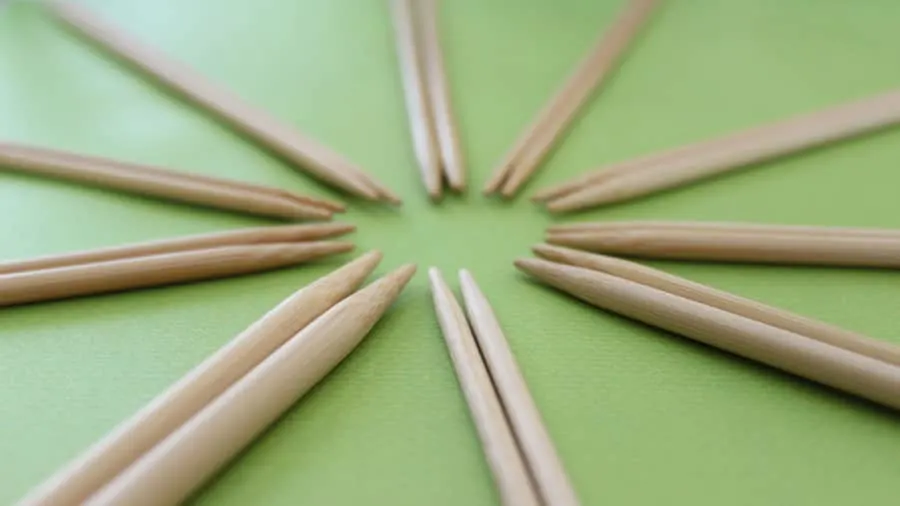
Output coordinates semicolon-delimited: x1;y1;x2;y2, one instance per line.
3;0;900;504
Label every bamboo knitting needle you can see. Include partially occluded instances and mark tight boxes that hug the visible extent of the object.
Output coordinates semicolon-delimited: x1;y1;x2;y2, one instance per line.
458;270;580;506
0;142;338;220
533;244;900;367
429;268;541;506
483;0;660;197
0;223;354;275
546;220;900;238
84;264;415;506
19;251;382;506
419;0;466;191
0;241;352;307
46;1;400;204
515;258;900;410
540;89;900;212
546;223;900;268
391;0;442;199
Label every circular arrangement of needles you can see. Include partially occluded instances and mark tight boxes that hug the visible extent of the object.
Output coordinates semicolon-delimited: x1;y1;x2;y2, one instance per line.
3;1;900;505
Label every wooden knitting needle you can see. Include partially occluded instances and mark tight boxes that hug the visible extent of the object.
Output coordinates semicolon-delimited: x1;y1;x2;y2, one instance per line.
84;263;415;506
458;270;580;506
19;251;382;506
533;244;900;367
391;0;442;199
546;222;900;268
0;223;354;275
46;1;401;204
515;258;900;410
546;220;900;238
429;268;541;506
483;0;660;197
0;241;352;307
540;89;900;212
418;0;466;191
0;142;339;220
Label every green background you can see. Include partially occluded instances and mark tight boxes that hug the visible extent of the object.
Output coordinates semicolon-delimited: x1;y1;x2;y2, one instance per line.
2;0;900;504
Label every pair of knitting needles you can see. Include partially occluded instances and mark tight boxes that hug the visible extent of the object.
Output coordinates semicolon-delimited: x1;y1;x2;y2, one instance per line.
0;142;343;221
429;269;579;506
546;221;900;269
483;0;660;198
20;252;415;506
534;89;900;212
46;1;400;204
517;246;900;410
391;0;465;198
0;223;354;307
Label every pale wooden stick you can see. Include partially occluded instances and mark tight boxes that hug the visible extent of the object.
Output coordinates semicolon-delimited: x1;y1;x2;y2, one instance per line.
0;242;353;307
84;264;415;506
0;142;336;220
390;0;442;199
429;268;541;506
483;0;660;197
516;258;900;410
47;1;401;204
458;270;580;506
533;244;900;367
418;0;466;191
19;252;382;506
546;224;900;268
542;89;900;212
0;223;354;275
546;220;900;238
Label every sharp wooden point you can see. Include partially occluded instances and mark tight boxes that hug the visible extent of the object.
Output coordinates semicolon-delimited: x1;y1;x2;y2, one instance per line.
300;241;355;257
310;222;356;236
345;250;384;272
384;263;418;289
531;243;563;258
514;257;558;277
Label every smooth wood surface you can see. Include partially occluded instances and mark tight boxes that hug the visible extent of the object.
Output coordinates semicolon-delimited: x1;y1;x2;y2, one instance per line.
533;244;900;367
0;241;353;307
46;1;400;203
458;270;580;506
84;264;416;506
428;268;541;506
546;224;900;268
546;220;900;238
515;258;900;410
0;142;338;220
19;252;383;506
540;89;900;211
0;223;354;275
483;0;660;197
390;0;442;199
419;0;466;191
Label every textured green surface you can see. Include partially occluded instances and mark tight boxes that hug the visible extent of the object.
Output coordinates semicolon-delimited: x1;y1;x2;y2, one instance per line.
2;0;900;504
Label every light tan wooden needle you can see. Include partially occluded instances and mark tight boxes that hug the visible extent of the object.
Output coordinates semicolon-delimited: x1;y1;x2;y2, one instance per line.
546;220;900;238
546;224;900;268
533;244;900;367
429;268;541;506
390;0;442;199
84;264;416;506
0;142;337;220
484;0;660;197
0;223;354;275
459;270;580;506
542;89;900;212
19;251;382;506
419;0;466;191
46;1;400;203
0;242;352;307
516;258;900;410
